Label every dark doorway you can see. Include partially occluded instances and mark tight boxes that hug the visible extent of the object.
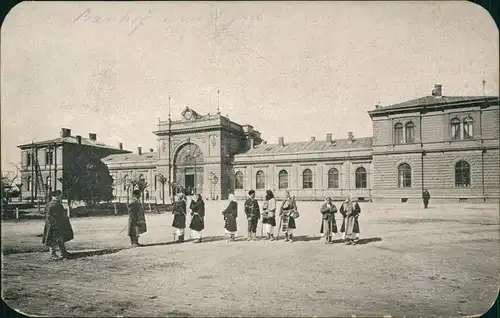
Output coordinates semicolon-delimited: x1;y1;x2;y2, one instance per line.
185;174;195;193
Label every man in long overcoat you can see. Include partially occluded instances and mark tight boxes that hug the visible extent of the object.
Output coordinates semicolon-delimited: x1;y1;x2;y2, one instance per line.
422;189;431;209
172;193;187;243
42;190;74;260
128;189;147;247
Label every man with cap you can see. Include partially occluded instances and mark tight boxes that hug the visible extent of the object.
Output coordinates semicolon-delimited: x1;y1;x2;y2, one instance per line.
244;190;261;241
128;189;147;247
42;190;74;260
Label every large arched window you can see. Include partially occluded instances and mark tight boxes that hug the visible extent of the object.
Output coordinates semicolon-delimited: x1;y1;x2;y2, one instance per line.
394;123;404;144
398;163;412;188
405;122;415;143
328;168;339;189
235;171;244;189
256;171;265;189
355;167;367;189
451;118;460;140
302;169;313;189
463;117;473;140
455;160;471;187
278;170;289;189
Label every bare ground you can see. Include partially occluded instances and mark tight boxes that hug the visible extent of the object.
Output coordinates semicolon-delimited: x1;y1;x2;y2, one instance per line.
1;201;499;317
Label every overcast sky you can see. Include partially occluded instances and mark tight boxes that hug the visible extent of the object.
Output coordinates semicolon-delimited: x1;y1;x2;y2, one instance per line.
1;1;498;172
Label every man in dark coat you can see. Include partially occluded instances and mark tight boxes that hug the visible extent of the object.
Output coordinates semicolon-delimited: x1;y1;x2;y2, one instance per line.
42;190;73;260
222;194;238;242
189;194;205;243
244;190;260;241
172;193;187;242
320;197;338;244
128;189;147;247
422;189;431;209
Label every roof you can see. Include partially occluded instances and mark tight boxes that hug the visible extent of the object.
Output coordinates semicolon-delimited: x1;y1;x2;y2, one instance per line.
18;136;127;151
237;137;373;156
102;151;158;163
374;95;498;112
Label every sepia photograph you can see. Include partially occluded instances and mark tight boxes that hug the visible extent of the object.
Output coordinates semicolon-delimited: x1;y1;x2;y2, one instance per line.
1;1;499;317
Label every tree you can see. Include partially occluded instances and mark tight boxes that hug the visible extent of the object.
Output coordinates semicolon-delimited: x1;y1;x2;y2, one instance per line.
60;151;114;208
156;173;168;205
1;165;20;216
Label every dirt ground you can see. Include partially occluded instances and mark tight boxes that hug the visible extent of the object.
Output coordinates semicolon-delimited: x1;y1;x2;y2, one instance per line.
1;201;499;317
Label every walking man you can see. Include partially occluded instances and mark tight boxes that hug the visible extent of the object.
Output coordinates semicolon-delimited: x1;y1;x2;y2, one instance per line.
42;190;73;260
422;189;431;209
128;189;147;247
244;190;260;241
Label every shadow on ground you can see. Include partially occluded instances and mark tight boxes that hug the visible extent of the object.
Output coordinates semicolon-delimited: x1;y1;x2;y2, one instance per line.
66;248;123;259
290;235;322;242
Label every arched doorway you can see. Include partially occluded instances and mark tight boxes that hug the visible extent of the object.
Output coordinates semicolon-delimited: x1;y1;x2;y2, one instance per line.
174;143;204;195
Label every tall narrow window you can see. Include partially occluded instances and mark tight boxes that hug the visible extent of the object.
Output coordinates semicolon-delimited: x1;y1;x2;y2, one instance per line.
455;160;471;187
26;153;32;167
394;123;404;144
46;176;52;191
45;150;53;165
451;118;460;140
154;175;158;191
398;163;412;188
235;171;244;189
355;167;367;189
26;176;31;192
405;122;415;143
302;169;313;189
278;170;289;189
123;175;129;191
256;171;265;189
327;168;339;188
463;117;473;140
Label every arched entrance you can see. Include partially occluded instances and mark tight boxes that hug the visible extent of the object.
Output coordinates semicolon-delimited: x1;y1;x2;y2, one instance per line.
174;143;204;195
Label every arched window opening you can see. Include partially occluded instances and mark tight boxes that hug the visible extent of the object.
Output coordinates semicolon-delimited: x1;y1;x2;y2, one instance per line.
398;163;412;188
235;171;244;189
463;117;473;140
327;168;339;189
355;167;367;189
455;160;471;187
405;122;415;143
256;171;265;189
302;169;313;189
451;118;461;140
278;170;289;189
394;123;404;144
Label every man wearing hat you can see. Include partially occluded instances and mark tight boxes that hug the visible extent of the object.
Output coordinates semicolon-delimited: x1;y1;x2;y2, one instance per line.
244;190;260;241
42;190;74;260
128;189;148;247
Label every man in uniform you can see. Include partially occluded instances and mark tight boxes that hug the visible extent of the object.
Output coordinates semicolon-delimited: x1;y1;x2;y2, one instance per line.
244;190;260;241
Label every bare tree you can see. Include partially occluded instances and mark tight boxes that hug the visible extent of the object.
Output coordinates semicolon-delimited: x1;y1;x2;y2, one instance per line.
1;163;20;214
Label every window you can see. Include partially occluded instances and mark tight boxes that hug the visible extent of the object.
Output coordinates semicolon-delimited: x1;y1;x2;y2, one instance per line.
26;176;31;192
46;176;52;191
398;163;412;188
394;123;404;144
26;153;32;166
154;175;158;191
355;167;367;189
123;175;129;190
451;118;460;140
256;170;265;189
45;150;54;165
302;169;313;189
455;160;471;187
463;117;473;139
327;168;339;188
278;170;289;189
235;171;244;189
405;122;415;143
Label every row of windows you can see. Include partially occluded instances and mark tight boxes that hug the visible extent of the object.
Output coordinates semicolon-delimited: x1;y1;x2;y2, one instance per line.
393;116;474;144
234;167;369;190
25;151;54;166
397;160;471;188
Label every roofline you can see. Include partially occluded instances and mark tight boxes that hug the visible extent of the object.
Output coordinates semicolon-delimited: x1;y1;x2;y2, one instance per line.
17;140;132;152
367;96;499;117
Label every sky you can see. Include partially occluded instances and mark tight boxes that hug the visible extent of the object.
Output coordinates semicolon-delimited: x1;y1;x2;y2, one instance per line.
1;1;498;173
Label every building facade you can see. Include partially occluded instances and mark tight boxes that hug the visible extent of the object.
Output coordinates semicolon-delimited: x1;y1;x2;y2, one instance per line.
18;128;130;200
19;85;499;203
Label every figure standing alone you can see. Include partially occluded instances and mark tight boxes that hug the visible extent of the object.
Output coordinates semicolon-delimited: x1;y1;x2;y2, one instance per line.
222;194;238;242
128;189;148;247
422;189;431;209
42;190;73;260
244;190;261;241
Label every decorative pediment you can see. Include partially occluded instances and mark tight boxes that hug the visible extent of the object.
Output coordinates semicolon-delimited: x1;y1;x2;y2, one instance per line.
181;106;201;121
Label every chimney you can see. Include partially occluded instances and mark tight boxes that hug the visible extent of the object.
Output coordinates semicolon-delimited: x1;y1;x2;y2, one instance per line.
137;147;142;155
348;132;354;141
310;137;316;142
88;133;97;141
149;148;154;152
278;137;284;147
61;128;71;138
375;104;380;109
249;138;255;149
76;135;82;145
119;142;123;150
326;133;333;143
432;84;442;97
